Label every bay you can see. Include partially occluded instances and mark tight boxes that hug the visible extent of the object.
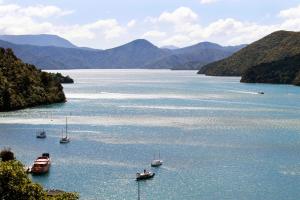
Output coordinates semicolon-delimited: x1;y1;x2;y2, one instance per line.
1;69;300;200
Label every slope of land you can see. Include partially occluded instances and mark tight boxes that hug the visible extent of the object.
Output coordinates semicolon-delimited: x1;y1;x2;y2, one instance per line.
0;48;66;111
199;31;300;76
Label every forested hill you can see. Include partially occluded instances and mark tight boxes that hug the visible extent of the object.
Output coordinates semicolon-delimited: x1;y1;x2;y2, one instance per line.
198;31;300;76
241;54;300;86
0;48;66;111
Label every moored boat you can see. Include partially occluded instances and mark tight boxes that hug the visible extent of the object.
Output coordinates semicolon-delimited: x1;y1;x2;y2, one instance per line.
60;136;70;143
151;159;163;167
151;152;163;167
31;153;51;175
136;169;155;181
36;130;46;138
60;117;70;144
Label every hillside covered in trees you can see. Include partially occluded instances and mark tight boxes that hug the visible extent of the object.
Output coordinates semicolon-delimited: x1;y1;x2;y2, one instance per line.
241;54;300;86
198;31;300;76
0;48;66;111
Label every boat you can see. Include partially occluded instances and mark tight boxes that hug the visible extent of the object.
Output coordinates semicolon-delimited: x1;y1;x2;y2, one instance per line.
31;153;51;175
60;117;70;144
258;91;264;94
36;130;46;138
151;152;163;167
136;169;155;181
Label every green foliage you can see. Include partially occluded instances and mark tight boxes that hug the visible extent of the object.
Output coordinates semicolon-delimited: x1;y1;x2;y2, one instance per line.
199;30;300;76
0;159;79;200
241;54;300;86
46;191;79;200
54;73;74;84
0;160;45;200
0;148;15;161
0;48;66;111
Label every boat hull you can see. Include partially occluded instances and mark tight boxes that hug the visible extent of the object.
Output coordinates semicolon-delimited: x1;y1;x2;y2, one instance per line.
151;160;163;167
31;154;51;175
136;173;155;181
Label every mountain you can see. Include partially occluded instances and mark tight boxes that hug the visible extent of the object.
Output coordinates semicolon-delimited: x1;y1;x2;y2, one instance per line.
0;34;77;48
198;30;300;76
241;54;300;86
146;42;246;69
0;35;244;69
0;48;66;111
97;39;170;67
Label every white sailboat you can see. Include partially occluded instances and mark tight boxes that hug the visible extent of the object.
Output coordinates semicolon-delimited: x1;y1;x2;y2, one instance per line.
151;152;163;167
60;117;70;144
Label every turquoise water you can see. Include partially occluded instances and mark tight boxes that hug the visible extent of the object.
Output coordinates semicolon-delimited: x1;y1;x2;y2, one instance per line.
1;69;300;200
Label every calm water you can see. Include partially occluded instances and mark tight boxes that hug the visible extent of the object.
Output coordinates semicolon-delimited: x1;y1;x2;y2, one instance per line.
1;69;300;200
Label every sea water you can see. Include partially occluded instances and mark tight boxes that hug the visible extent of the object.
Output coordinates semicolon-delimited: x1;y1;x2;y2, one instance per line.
1;69;300;200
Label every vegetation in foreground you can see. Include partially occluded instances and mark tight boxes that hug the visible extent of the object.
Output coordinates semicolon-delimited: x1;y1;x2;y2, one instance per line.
0;148;79;200
0;48;66;111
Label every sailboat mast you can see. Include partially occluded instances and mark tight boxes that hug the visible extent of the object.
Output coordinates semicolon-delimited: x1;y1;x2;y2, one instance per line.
65;117;68;137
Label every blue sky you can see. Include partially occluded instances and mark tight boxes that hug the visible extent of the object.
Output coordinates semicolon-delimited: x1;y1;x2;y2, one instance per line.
1;0;300;48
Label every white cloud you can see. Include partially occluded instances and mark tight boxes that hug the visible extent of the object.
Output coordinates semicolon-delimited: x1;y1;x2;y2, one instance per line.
158;7;198;24
279;4;300;19
1;2;300;49
200;0;219;4
84;19;125;40
0;2;126;48
0;4;73;18
127;20;136;28
22;5;74;18
162;35;192;47
142;4;300;47
142;30;166;38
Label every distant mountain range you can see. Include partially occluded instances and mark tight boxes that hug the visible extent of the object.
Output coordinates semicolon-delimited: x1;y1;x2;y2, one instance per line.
148;42;246;70
0;34;245;70
0;34;77;48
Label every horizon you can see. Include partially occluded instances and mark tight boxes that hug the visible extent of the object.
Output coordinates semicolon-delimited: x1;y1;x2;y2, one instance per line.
0;0;300;49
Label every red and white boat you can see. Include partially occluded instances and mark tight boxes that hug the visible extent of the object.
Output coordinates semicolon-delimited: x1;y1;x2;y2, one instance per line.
31;153;51;175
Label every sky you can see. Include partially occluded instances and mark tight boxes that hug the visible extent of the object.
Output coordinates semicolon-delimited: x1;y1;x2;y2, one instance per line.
1;0;300;49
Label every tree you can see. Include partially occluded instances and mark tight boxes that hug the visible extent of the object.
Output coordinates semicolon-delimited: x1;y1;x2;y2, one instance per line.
0;160;45;200
0;148;14;161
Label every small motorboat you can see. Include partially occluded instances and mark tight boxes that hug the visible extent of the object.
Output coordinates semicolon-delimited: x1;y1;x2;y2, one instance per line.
36;130;46;139
60;136;70;144
31;153;51;175
258;91;264;94
136;170;155;181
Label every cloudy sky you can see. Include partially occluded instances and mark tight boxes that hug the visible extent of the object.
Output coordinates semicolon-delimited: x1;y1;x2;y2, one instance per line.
1;0;300;49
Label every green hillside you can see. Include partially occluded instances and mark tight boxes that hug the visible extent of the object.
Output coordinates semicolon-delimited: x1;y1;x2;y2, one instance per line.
0;48;66;111
241;54;300;86
198;31;300;76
